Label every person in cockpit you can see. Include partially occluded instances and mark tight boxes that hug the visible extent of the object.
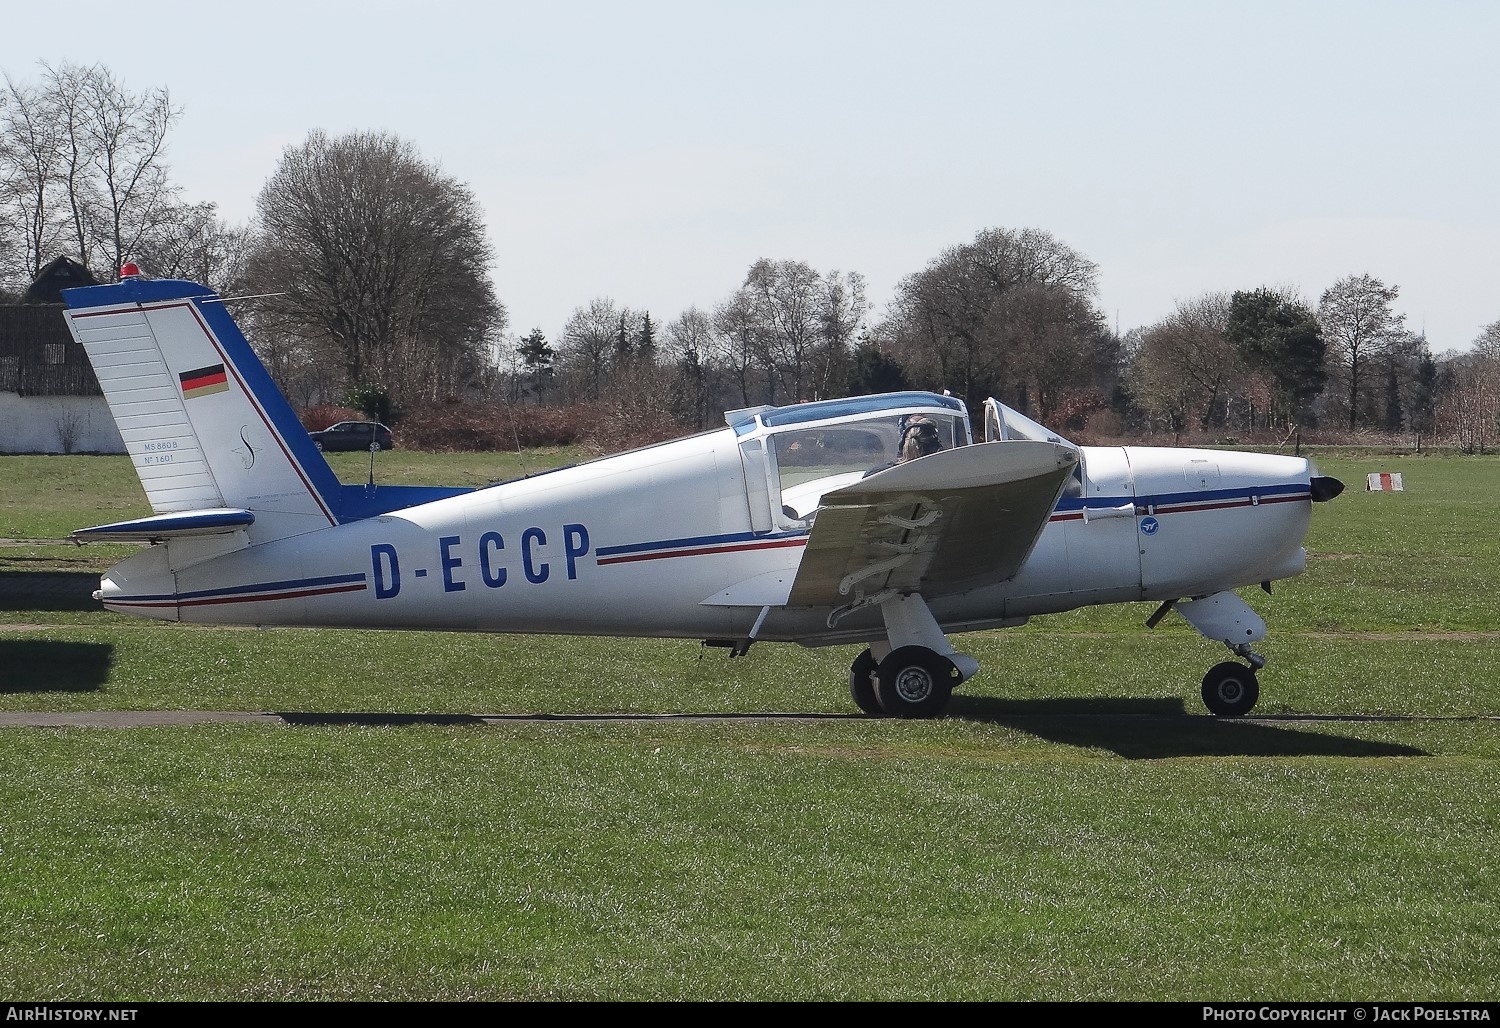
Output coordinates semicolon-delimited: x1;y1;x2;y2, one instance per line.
864;414;944;477
898;414;943;461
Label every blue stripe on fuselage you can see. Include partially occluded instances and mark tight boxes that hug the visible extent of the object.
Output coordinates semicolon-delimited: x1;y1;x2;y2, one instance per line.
1053;482;1309;513
116;572;367;604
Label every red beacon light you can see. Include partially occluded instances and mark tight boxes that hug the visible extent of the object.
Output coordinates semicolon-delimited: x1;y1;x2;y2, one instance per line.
119;262;142;279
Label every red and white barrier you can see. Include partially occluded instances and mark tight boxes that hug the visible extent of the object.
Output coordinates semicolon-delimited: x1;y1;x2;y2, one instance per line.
1366;472;1404;492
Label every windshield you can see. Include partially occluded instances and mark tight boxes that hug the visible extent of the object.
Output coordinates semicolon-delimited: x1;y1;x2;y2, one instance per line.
985;400;1075;447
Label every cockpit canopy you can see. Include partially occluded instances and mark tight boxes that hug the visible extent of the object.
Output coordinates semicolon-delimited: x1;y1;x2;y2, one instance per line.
729;392;974;525
728;391;1078;530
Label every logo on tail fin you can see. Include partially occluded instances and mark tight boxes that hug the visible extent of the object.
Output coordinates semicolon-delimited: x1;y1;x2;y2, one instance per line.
180;363;229;399
234;426;258;470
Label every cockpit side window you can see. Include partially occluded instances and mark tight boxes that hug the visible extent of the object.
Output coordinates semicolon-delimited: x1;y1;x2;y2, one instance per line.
772;423;891;493
769;411;967;522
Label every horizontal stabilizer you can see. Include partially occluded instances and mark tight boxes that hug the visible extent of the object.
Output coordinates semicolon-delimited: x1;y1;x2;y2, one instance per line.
71;508;254;542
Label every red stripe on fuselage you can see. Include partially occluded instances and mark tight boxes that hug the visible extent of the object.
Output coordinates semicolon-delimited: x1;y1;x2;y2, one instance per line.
1151;494;1307;515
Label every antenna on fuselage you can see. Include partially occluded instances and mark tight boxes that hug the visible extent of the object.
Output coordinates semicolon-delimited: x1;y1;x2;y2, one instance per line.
509;407;529;479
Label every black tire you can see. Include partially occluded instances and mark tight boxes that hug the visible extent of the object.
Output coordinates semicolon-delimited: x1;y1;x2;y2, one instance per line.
849;649;882;716
875;645;958;719
313;441;324;451
1202;661;1260;717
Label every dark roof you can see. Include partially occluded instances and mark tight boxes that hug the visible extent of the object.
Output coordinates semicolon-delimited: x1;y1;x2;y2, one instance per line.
22;256;98;305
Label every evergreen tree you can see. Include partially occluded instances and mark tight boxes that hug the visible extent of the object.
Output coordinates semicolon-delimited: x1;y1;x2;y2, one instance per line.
614;312;633;368
517;328;554;402
846;344;909;395
639;312;657;365
1225;288;1326;427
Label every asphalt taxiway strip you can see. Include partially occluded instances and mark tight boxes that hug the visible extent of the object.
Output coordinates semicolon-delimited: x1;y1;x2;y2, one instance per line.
0;710;859;727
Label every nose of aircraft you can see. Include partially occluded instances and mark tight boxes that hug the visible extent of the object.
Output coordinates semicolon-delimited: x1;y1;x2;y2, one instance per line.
1310;476;1345;502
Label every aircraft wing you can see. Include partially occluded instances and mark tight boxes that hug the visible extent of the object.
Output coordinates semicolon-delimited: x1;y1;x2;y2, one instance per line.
785;440;1079;612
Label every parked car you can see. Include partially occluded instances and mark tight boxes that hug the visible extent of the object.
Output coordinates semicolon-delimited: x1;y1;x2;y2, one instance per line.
309;420;394;452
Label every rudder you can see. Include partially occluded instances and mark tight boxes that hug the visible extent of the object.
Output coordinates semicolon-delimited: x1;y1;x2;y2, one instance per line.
62;275;343;544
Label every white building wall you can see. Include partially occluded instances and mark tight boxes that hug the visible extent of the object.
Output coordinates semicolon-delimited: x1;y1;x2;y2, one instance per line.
0;392;126;453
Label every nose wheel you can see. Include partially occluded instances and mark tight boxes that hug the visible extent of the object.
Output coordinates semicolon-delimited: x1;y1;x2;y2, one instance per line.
1202;661;1260;717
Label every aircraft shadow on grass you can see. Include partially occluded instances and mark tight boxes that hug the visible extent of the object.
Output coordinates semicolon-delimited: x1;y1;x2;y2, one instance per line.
0;571;103;612
948;694;1429;759
0;639;113;693
271;699;1427;761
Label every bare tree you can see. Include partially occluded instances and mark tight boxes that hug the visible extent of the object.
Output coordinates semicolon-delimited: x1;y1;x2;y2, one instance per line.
76;63;179;277
661;306;713;367
970;225;1099;295
706;260;870;407
558;297;625;400
992;282;1111;423
0;61;180;284
1479;320;1500;360
740;258;823;403
881;226;1102;414
1318;273;1403;429
1434;320;1500;452
709;289;764;408
881;257;987;399
0;72;67;284
662;306;715;428
1126;293;1243;435
815;269;867;400
134;201;249;292
241;130;504;407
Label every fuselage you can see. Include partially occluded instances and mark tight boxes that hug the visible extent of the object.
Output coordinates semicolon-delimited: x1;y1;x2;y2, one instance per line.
97;414;1317;649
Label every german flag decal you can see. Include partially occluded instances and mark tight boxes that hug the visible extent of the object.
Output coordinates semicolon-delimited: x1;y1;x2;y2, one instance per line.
180;364;229;399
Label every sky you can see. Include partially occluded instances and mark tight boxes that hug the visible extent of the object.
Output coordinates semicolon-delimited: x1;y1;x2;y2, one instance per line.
4;0;1496;354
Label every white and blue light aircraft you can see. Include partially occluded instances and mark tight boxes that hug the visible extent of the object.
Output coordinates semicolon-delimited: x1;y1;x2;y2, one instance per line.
61;271;1342;718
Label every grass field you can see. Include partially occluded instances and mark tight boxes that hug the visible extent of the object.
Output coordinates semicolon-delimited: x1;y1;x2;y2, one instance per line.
0;448;1496;1001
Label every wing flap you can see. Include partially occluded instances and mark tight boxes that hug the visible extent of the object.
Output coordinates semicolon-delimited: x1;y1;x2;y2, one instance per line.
786;440;1078;610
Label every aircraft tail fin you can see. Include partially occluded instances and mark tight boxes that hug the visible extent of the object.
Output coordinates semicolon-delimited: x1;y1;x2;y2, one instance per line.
61;275;344;543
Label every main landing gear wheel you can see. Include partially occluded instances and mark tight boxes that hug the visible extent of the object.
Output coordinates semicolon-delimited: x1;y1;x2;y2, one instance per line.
1202;661;1260;717
875;645;959;719
848;649;882;716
